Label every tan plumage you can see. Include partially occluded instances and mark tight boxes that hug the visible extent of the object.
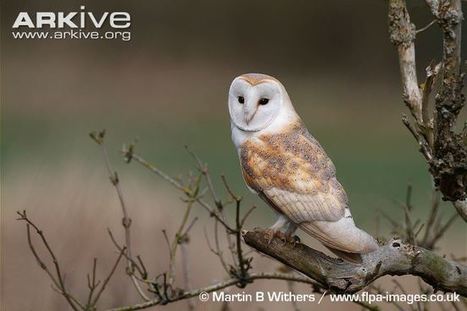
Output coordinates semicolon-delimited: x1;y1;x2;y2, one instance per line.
229;73;378;262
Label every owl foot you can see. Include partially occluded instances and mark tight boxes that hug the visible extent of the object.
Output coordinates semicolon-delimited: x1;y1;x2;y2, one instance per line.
263;229;287;244
290;235;301;246
282;234;301;246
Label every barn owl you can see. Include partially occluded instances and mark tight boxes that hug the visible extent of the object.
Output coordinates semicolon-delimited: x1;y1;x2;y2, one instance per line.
228;73;378;263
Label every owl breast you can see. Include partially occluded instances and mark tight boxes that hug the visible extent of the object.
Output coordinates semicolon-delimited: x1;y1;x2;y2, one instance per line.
238;120;349;223
239;122;338;196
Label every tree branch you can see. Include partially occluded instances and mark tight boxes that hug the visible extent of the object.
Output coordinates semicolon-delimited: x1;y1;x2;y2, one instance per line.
243;230;467;296
388;0;467;220
90;130;150;300
104;272;319;311
17;211;83;311
432;0;466;207
389;0;424;124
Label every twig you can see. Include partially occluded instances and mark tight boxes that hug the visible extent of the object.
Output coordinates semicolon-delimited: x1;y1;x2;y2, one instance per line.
429;213;458;246
90;130;150;301
204;222;230;274
180;244;195;311
167;200;195;286
17;211;82;311
369;285;405;311
402;185;415;244
389;0;423;123
286;279;300;311
416;19;436;34
86;258;99;307
241;206;257;226
126;149;236;232
185;146;222;208
221;175;251;287
353;301;381;311
421;189;440;247
105;272;319;311
91;247;126;306
107;229;147;282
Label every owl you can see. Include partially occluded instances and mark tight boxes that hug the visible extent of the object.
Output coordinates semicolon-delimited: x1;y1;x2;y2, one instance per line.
228;73;378;263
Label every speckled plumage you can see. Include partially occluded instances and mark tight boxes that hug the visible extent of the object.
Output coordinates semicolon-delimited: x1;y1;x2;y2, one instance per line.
240;120;347;221
228;73;378;261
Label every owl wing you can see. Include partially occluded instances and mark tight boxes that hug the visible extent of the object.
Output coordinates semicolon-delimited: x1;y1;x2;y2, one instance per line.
261;185;346;223
240;121;348;224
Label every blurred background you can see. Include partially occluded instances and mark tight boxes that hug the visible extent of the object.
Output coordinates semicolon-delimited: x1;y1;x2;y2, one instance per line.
1;0;466;310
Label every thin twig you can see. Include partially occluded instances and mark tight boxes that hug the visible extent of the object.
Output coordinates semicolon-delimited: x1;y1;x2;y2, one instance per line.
241;206;257;226
286;279;300;311
421;189;440;247
91;130;150;301
185;146;222;208
86;258;100;307
167;200;195;286
180;244;195;311
105;272;319;311
17;211;83;310
430;213;458;246
127;149;236;232
416;19;436;34
91;247;126;306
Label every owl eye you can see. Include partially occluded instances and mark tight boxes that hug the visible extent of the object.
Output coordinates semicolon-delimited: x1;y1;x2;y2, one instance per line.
238;96;245;104
258;98;269;105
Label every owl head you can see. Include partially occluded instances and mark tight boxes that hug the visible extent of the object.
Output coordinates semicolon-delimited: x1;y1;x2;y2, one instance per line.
228;73;297;133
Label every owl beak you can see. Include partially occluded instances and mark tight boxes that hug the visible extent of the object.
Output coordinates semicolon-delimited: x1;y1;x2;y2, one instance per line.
244;106;258;125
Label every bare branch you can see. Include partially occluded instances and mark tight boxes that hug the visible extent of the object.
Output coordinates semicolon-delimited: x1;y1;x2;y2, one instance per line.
17;211;83;311
86;258;99;307
427;213;458;248
125;148;236;232
243;230;467;296
105;272;319;311
204;221;230;274
180;244;195;311
388;0;423;123
454;199;467;221
167;200;195;286
389;0;467;219
91;247;126;306
286;279;301;311
416;19;436;34
421;189;441;246
107;229;147;281
431;0;466;206
91;130;150;301
241;205;257;226
185;145;222;208
122;146;188;193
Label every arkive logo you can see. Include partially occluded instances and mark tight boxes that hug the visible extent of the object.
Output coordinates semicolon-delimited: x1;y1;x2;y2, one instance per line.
13;6;131;29
11;6;132;41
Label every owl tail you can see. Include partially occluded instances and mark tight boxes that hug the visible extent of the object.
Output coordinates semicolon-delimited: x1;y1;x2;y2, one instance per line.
299;217;378;263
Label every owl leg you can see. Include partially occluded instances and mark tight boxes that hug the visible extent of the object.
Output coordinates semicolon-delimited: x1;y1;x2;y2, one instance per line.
270;214;292;231
284;221;298;236
265;214;296;244
284;222;301;245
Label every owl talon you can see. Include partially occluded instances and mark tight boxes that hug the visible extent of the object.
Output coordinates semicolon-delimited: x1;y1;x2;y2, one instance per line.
282;234;300;246
292;235;301;245
263;229;274;244
263;229;286;244
279;235;288;245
